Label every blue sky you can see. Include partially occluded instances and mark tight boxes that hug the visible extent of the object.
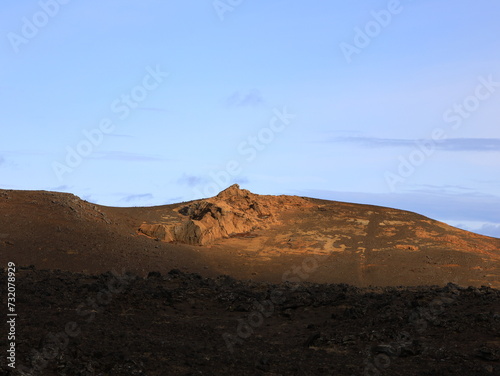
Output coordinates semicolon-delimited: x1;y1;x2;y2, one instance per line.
1;0;499;238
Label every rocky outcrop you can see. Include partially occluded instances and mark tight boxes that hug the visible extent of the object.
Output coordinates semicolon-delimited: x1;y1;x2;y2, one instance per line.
138;184;312;245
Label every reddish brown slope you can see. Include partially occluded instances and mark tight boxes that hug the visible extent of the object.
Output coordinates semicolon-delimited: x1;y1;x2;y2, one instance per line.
1;186;499;287
0;190;210;277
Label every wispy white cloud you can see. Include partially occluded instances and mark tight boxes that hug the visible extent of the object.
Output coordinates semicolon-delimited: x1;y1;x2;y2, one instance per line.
137;107;169;113
453;222;500;239
410;184;475;193
50;185;71;192
233;177;249;185
89;151;167;162
3;150;54;157
119;193;154;203
177;174;211;187
226;89;265;108
105;134;135;138
327;137;500;152
177;174;249;189
477;223;500;238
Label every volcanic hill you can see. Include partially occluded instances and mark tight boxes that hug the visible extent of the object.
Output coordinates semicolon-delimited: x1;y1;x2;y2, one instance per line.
1;185;499;287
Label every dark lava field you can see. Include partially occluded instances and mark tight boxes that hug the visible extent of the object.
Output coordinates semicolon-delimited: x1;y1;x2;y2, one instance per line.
1;267;499;376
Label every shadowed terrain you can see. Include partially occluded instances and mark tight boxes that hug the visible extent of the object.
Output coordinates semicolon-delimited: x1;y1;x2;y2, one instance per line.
1;269;499;375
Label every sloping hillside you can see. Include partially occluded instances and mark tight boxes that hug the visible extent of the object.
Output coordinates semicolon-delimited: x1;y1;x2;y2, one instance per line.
1;186;499;287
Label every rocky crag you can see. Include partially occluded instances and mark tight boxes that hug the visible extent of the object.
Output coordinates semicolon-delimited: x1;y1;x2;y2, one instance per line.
138;184;312;245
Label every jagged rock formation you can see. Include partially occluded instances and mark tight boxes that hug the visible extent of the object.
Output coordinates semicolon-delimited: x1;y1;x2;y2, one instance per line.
138;184;312;245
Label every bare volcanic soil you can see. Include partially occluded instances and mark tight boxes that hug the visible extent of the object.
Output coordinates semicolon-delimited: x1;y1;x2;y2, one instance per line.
1;268;499;376
1;185;499;288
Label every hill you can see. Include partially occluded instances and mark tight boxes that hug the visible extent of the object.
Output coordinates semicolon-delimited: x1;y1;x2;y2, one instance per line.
1;185;499;287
